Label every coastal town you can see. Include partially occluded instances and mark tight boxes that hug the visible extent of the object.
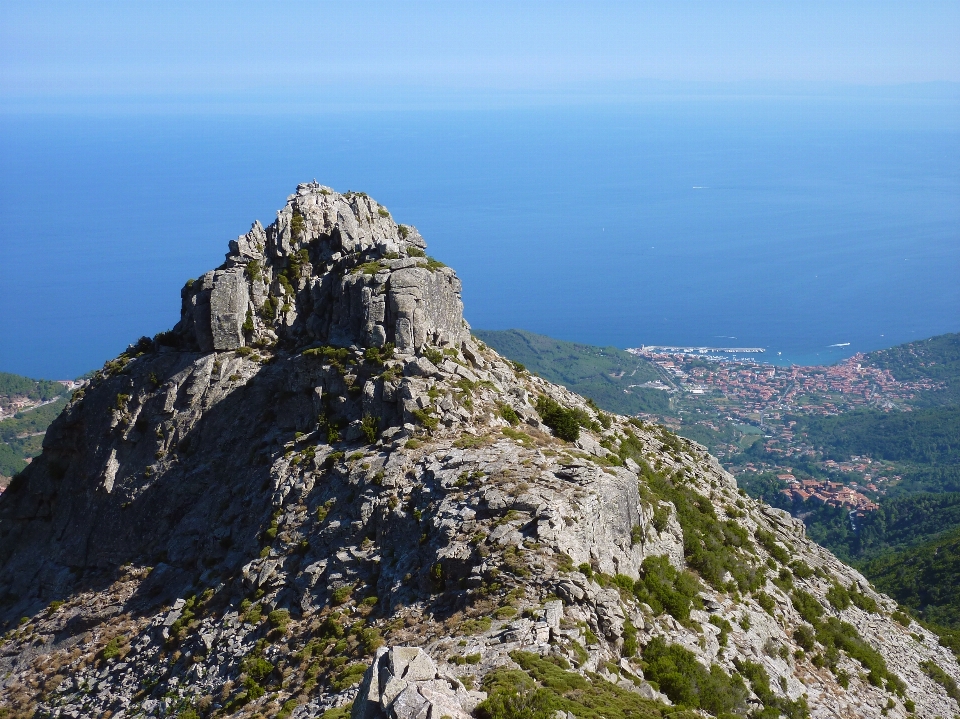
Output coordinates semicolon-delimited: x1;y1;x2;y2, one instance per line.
626;347;939;417
0;379;79;421
0;379;80;492
624;347;936;512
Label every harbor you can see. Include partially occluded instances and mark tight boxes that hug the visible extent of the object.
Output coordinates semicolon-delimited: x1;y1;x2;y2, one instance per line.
628;345;766;355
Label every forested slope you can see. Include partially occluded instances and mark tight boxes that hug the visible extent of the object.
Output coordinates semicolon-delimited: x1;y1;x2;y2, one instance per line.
475;329;670;415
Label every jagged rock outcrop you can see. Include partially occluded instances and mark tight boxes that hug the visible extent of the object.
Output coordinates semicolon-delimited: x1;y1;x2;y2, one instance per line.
174;184;466;355
352;646;482;719
0;184;958;719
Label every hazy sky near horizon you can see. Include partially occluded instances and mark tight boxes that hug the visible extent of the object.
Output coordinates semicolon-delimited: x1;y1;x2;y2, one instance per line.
3;1;959;109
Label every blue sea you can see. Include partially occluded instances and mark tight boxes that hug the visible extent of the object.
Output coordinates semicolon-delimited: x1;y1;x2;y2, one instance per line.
1;94;959;378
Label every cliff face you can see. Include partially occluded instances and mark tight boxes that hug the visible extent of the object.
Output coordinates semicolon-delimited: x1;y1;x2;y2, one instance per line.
0;184;958;719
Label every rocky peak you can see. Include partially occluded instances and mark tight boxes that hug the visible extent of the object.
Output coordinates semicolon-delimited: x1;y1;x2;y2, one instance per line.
0;184;958;719
173;182;468;356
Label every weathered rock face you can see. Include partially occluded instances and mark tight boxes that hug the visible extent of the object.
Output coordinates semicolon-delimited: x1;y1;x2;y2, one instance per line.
175;183;468;355
0;185;958;719
353;646;482;719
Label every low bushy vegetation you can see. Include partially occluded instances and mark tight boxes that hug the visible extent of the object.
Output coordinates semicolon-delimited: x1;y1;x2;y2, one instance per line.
632;461;763;593
754;528;791;564
632;555;702;626
498;403;521;426
733;658;809;719
476;651;665;719
363;343;395;365
535;395;583;442
360;415;379;443
921;659;960;704
641;637;748;716
792;590;902;691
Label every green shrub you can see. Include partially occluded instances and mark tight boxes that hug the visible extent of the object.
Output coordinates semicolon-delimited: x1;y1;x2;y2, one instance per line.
755;591;776;615
412;407;439;431
245;259;262;282
788;561;813;580
361;415;379;444
242;601;263;625
333;662;369;690
477;651;663;719
260;295;278;319
535;396;581;442
290;212;306;239
922;659;960;702
633;555;702;626
450;652;483;666
101;636;125;660
498;403;521;426
268;609;290;633
849;589;879;614
826;582;852;611
637;463;762;593
357;261;386;275
316;499;335;523
423;347;444;366
891;610;912;626
621;618;638;657
278;272;295;297
320;703;354;719
318;614;346;639
407;246;425;257
242;654;274;683
793;624;816;652
460;617;493;635
773;566;794;591
642;637;748;716
651;504;671;533
331;585;353;605
733;658;810;719
364;343;395;365
811;616;902;691
754;528;792;564
791;590;824;625
276;698;299;719
359;627;384;655
709;615;732;648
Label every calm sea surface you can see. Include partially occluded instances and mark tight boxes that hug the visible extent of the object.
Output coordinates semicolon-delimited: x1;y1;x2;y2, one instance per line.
1;97;958;378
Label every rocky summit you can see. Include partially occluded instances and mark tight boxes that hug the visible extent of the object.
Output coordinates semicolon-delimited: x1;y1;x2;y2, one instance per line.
1;183;958;719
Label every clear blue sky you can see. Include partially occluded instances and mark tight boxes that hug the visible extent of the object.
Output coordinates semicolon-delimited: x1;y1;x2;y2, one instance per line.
3;1;959;110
